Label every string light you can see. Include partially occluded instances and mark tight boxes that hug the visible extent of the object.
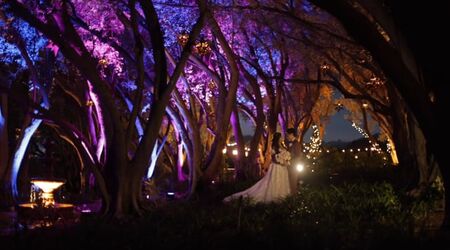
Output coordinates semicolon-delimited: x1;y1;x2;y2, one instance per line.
386;142;392;154
303;124;322;165
351;122;382;153
365;75;384;89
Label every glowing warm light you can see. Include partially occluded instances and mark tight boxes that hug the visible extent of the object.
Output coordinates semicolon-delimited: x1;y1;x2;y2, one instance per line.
177;31;189;46
32;180;64;193
354;155;359;159
320;62;330;71
194;38;211;55
232;149;238;155
98;58;108;66
222;148;227;154
296;163;304;172
31;180;64;207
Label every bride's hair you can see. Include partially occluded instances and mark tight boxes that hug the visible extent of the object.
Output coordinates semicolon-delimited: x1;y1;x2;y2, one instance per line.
272;132;282;154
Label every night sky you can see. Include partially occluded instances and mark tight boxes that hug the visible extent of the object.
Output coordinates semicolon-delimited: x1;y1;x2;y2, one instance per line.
319;110;363;142
241;110;366;143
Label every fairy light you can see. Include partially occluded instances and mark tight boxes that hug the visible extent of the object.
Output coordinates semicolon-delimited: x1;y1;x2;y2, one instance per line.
303;124;322;165
351;122;382;153
352;122;369;138
386;142;392;154
303;125;322;154
365;75;384;89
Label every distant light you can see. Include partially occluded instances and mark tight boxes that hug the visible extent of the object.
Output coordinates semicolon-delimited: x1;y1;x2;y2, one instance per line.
311;169;315;172
222;148;227;154
166;192;175;200
146;195;150;199
342;149;345;153
232;149;238;155
296;163;304;172
354;155;359;159
245;151;249;157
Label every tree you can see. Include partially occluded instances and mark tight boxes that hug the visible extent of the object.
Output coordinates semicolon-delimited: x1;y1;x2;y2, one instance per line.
2;0;206;216
310;0;450;229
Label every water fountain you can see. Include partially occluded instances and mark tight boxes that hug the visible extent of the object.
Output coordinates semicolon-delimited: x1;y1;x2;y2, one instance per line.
31;180;65;207
17;179;75;229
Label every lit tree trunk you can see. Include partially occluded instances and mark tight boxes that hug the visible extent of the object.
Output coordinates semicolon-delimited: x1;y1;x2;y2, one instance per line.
239;63;266;177
202;10;240;183
6;0;205;216
230;107;247;180
166;53;202;197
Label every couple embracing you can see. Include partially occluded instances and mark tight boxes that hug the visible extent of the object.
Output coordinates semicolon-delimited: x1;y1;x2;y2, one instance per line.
224;128;301;203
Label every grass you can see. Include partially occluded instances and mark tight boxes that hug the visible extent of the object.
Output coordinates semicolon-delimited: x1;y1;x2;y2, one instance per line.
0;181;447;250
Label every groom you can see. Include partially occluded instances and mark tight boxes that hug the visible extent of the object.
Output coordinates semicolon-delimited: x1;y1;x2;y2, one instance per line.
286;128;301;194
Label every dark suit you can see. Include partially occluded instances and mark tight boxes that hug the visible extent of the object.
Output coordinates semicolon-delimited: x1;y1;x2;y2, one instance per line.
286;140;301;193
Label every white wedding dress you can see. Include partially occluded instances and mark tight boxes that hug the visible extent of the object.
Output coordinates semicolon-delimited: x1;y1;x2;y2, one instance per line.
224;148;292;204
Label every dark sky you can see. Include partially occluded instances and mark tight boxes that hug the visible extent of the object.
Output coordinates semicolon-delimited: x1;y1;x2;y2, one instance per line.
241;110;366;142
310;110;363;142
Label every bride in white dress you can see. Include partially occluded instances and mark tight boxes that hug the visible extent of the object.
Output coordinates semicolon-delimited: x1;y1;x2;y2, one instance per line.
224;132;292;203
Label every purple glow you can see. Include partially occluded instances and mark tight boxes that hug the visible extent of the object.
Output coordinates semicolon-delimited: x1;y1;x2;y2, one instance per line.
80;140;95;164
177;142;187;181
87;81;106;161
0;108;4;128
147;136;167;179
122;95;144;137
